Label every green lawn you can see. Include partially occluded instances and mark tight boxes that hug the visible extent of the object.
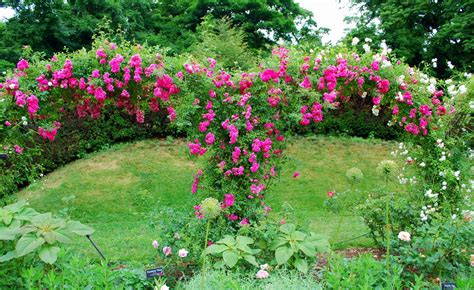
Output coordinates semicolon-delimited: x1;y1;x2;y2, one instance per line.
18;136;401;265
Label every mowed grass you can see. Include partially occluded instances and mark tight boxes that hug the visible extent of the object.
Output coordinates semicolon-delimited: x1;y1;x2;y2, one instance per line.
18;136;401;264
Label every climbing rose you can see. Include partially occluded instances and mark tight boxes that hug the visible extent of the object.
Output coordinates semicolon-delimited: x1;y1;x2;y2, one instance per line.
17;59;29;71
256;269;269;279
162;246;172;256
398;231;411;242
224;194;234;207
178;248;188;258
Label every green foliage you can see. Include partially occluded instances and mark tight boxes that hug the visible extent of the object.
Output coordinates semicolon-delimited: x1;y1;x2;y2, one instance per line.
181;269;323;290
0;250;152;289
0;0;320;62
394;215;473;281
349;0;474;78
190;16;259;71
0;200;94;264
206;235;260;269
269;223;329;273
324;254;433;289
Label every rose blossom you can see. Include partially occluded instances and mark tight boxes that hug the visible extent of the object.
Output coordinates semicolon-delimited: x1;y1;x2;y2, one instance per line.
256;269;269;279
398;231;411;242
162;246;172;256
178;248;188;258
152;240;159;249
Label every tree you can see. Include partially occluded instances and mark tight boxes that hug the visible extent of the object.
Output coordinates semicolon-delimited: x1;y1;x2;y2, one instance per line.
348;0;474;78
0;0;325;63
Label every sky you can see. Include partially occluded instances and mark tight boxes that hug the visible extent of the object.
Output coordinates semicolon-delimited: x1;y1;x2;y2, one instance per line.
296;0;357;44
0;1;356;44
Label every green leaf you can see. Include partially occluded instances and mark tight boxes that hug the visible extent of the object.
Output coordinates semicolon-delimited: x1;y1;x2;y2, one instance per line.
292;231;307;241
15;234;45;257
38;246;60;264
222;250;239;268
205;244;228;255
243;254;258;266
0;220;22;240
275;246;294;265
297;242;316;257
294;258;308;274
43;231;57;244
16;208;39;221
4;200;27;213
313;239;330;253
54;229;75;244
31;213;52;227
65;221;94;236
269;237;287;250
2;212;13;226
217;235;236;247
236;244;254;254
0;250;17;262
280;223;296;235
236;236;254;245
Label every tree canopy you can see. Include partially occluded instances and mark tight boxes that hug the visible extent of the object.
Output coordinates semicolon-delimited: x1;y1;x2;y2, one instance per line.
0;0;324;71
346;0;474;78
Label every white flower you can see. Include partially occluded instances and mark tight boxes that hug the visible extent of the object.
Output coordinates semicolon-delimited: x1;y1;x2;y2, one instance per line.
445;79;453;84
427;84;436;94
22;121;28;126
363;43;371;53
398;231;411;241
256;269;269;279
459;85;467;94
21;116;27;121
454;171;461;180
447;61;454;69
9;84;15;89
452;214;457;219
372;106;379;116
160;285;169;290
361;92;367;98
352;37;360;46
439;155;446;162
178;248;188;258
48;81;53;86
260;264;269;270
419;162;426;167
365;37;372;43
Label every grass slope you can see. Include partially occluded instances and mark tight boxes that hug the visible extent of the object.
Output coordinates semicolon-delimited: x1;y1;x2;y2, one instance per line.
18;136;400;264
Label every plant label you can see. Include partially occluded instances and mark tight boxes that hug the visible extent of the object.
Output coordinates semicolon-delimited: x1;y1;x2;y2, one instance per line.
441;281;456;289
145;267;164;278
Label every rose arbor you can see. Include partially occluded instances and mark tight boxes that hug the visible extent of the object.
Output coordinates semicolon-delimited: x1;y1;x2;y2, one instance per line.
1;40;457;227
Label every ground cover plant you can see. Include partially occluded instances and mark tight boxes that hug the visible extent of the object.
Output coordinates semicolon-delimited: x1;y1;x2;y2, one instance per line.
0;25;472;289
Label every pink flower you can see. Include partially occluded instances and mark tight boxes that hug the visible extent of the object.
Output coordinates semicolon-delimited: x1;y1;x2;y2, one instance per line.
5;121;11;127
293;171;300;178
162;246;172;256
371;61;379;71
205;132;216;145
392;106;399;115
256;269;269;279
14;145;24;154
178;248;188;257
279;219;286;225
17;59;29;71
398;231;411;242
240;218;249;226
224;194;234;207
327;191;335;198
152;240;159;249
299;75;312;89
